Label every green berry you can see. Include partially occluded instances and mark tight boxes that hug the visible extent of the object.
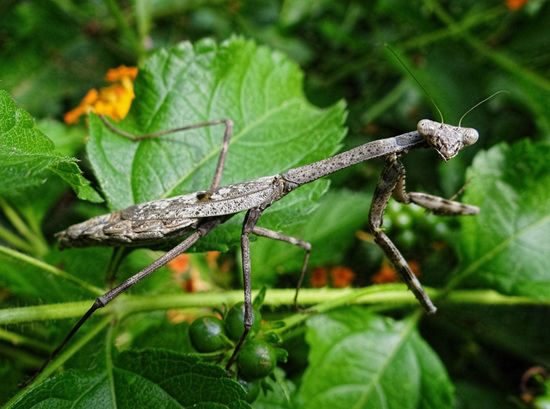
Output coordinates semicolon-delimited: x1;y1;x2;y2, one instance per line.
225;302;261;341
237;377;261;402
238;340;276;379
189;316;226;352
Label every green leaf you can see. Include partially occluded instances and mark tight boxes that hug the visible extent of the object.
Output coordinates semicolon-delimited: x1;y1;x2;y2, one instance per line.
34;119;88;158
11;350;252;409
253;368;296;408
297;308;453;409
441;304;550;370
0;90;102;202
86;37;347;250
456;140;550;298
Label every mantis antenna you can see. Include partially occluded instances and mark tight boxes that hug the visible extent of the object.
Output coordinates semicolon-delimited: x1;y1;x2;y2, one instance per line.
458;90;509;127
384;44;444;123
385;45;508;130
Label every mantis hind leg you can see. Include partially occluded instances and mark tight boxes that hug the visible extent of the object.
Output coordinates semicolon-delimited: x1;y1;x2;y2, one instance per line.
226;207;312;370
99;115;234;190
22;218;222;388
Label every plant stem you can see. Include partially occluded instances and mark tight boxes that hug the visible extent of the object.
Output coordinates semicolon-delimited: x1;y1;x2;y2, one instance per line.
401;6;504;51
0;245;104;296
362;78;410;125
5;316;112;406
103;0;145;62
2;287;546;326
0;198;48;257
0;328;51;352
0;225;33;253
426;0;550;92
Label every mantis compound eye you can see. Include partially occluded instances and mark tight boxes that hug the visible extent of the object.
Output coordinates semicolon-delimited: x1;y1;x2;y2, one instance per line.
462;128;479;147
416;119;436;137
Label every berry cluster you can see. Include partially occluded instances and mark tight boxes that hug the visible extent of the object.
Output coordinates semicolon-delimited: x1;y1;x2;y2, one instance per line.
188;290;287;402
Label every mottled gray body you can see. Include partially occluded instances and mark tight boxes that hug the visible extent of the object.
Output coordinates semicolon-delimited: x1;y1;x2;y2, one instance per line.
55;119;479;316
56;129;435;249
57;175;287;248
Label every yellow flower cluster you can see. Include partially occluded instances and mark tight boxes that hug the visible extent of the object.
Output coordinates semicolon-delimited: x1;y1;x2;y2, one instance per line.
64;65;138;124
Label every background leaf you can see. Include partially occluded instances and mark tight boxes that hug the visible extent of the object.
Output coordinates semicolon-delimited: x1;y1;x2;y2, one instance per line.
11;351;251;409
86;37;347;255
0;90;101;202
456;140;550;298
297;308;453;409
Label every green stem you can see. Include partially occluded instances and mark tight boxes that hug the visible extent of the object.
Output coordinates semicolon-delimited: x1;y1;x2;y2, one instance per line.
0;300;103;325
0;328;51;352
444;289;545;305
0;198;48;257
0;198;33;243
426;0;550;93
5;316;112;406
3;286;546;326
0;225;33;253
104;319;117;404
105;247;132;288
19;207;50;256
322;6;502;86
0;245;104;296
362;78;410;125
134;0;152;48
103;0;145;62
401;6;504;51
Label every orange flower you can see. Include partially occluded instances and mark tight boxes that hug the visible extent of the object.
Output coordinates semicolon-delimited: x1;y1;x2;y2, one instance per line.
310;267;328;288
63;89;98;124
409;261;420;277
205;251;220;270
167;254;190;274
506;0;528;10
182;267;211;293
64;65;137;124
311;266;355;288
372;261;420;284
372;264;397;284
105;66;137;82
330;266;355;288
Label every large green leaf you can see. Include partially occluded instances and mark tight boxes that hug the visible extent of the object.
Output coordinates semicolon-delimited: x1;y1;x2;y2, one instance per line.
456;140;550;298
86;37;347;251
10;351;251;409
297;308;453;409
0;90;102;202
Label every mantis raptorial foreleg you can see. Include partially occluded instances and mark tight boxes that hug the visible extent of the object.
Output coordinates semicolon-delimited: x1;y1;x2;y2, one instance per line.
391;157;479;216
369;153;479;314
369;154;437;313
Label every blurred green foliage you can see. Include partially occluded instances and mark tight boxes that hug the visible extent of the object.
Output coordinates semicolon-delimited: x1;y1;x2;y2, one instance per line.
1;0;550;407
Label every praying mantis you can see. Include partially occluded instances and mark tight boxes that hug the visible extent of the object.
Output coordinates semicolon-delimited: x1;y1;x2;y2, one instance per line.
23;47;493;387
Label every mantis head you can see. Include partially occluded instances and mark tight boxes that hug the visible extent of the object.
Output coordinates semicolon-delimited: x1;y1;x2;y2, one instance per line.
417;119;479;161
